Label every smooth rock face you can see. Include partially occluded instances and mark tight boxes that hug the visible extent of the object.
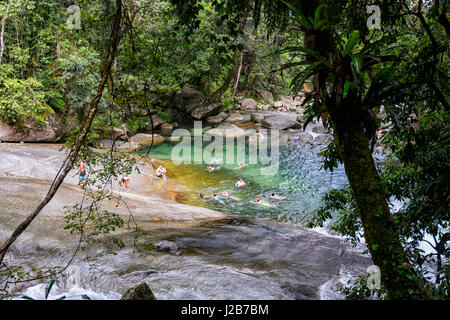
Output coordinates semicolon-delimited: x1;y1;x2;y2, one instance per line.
160;124;174;135
257;90;273;103
115;141;141;152
273;101;283;108
224;112;244;123
313;134;333;145
207;112;228;125
121;283;157;300
190;103;222;120
0;115;61;142
312;125;330;134
261;113;302;130
204;123;247;139
297;133;314;144
129;133;165;147
95;126;127;140
250;113;265;123
240;98;257;109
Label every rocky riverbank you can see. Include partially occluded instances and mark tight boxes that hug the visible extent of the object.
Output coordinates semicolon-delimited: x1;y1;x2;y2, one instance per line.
0;143;372;300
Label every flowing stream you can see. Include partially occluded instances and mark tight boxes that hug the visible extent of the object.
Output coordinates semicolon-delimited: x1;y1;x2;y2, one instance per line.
1;140;373;300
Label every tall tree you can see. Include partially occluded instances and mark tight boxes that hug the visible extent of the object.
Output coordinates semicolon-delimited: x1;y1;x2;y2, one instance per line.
170;0;448;299
0;0;123;265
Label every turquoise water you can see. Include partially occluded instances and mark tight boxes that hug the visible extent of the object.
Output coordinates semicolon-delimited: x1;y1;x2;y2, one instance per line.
139;139;348;223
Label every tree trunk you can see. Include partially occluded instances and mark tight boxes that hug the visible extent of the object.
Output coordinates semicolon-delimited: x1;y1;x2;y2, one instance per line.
207;48;240;103
232;51;243;99
0;0;11;65
330;108;428;299
0;0;123;265
300;0;429;299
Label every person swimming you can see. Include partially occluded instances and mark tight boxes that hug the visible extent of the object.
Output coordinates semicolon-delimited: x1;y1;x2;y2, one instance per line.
251;198;276;208
199;192;210;199
210;158;222;164
235;178;246;189
236;163;248;170
270;192;286;200
207;165;221;173
212;194;225;204
222;191;241;201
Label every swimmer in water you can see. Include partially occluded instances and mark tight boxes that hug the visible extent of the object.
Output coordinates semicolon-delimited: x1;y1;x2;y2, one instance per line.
235;178;246;189
236;163;248;170
251;198;276;208
207;165;221;173
199;192;210;199
222;191;241;201
212;194;225;204
210;158;222;164
270;192;286;200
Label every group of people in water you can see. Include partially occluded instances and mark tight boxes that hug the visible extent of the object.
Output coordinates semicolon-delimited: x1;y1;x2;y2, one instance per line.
76;158;169;192
78;156;283;208
199;188;285;208
200;158;285;208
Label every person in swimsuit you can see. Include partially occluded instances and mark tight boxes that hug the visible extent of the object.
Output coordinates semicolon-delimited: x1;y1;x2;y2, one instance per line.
237;163;248;170
210;158;222;164
199;192;210;199
222;191;240;201
251;198;276;208
207;165;221;173
77;160;87;185
120;177;131;191
212;194;225;204
235;178;246;189
270;192;286;200
156;165;167;181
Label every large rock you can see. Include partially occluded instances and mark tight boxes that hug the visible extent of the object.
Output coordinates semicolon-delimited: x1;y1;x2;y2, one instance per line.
114;141;141;152
207;112;228;125
224;112;244;123
273;101;283;109
204;123;247;139
129;133;165;146
148;115;164;128
312;125;330;134
261;113;302;130
181;86;201;99
0;115;62;142
121;283;157;300
313;134;333;145
250;113;266;123
160;123;174;136
190;103;222;120
95;126;127;140
297;133;314;144
256;89;273;103
240;98;257;109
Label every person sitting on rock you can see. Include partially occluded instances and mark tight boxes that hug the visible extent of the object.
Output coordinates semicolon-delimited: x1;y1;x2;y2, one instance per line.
120;177;131;191
77;160;87;185
156;165;167;181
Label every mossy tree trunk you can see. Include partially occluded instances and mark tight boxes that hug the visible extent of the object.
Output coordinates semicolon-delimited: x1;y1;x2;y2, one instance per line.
300;0;429;299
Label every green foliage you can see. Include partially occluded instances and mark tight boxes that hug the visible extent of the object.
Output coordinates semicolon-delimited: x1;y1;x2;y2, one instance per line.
340;275;386;300
0;68;54;125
